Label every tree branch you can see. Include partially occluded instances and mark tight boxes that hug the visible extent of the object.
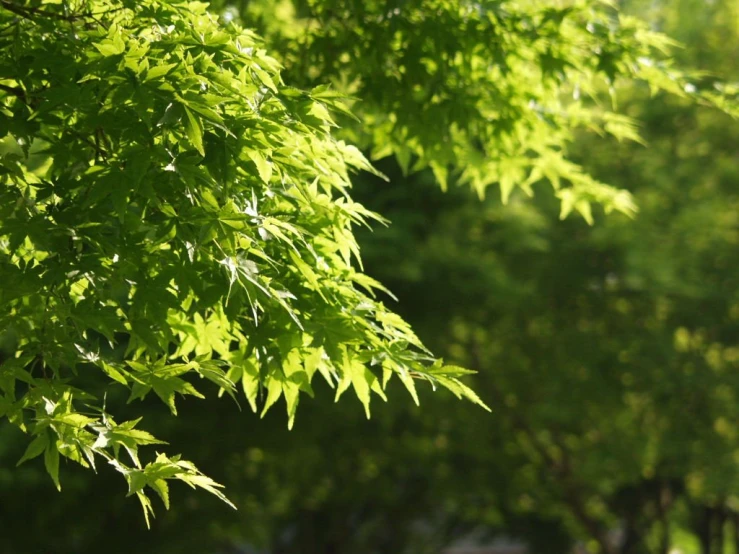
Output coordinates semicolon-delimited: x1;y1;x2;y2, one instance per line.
0;82;26;102
0;0;79;21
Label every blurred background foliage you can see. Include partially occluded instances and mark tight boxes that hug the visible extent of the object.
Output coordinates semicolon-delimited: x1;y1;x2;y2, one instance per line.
1;0;738;552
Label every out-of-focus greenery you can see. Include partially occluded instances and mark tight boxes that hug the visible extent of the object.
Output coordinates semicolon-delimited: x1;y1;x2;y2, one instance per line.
1;0;738;552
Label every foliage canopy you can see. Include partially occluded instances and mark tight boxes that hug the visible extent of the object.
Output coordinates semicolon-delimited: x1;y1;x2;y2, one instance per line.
0;0;736;524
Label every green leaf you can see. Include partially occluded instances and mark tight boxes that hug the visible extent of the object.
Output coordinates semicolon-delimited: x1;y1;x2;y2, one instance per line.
430;161;448;192
183;106;205;156
397;368;419;406
247;150;273;183
54;413;97;428
144;63;178;82
428;364;477;377
94;36;126;57
251;65;278;93
101;362;129;386
136;491;155;529
260;373;283;418
151;377;204;415
44;439;61;491
17;432;49;466
150;479;170;510
433;375;491;412
179;473;236;510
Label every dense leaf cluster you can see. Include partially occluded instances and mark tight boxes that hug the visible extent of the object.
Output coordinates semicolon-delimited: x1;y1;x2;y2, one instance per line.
1;0;736;529
0;0;484;520
226;0;737;220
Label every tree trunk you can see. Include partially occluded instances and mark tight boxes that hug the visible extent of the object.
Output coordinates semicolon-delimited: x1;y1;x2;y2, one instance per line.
699;506;712;554
712;506;726;554
656;481;672;554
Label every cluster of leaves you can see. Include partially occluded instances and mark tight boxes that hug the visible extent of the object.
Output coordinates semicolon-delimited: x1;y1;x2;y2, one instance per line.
146;1;739;551
225;0;737;222
2;0;738;535
0;0;486;522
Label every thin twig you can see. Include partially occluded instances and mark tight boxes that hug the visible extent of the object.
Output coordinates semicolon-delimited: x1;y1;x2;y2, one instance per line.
0;0;125;23
0;0;79;21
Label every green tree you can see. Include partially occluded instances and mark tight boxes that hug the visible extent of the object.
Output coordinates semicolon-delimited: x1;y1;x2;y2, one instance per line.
0;0;490;522
0;0;735;529
332;1;739;552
